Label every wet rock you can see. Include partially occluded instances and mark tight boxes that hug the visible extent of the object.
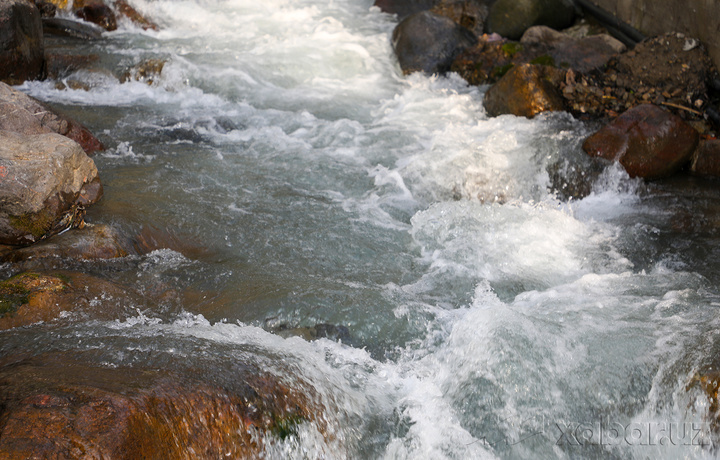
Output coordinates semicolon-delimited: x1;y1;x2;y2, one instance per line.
45;52;100;80
0;355;318;458
1;224;129;266
35;1;57;18
0;81;105;154
0;131;102;246
0;270;142;328
42;17;104;40
483;63;565;118
690;139;720;177
429;0;489;36
582;104;699;179
120;58;166;85
114;0;159;31
75;2;117;32
374;0;438;20
520;25;625;73
393;11;477;75
486;0;575;40
0;0;45;84
272;323;354;344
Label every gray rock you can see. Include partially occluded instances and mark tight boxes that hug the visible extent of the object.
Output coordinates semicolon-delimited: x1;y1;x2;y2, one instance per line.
487;0;575;40
0;0;45;84
0;131;102;245
0;82;104;154
393;11;477;75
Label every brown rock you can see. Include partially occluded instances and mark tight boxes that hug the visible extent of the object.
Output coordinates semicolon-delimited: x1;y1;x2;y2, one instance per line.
0;355;318;458
1;224;129;266
483;63;565;118
0;271;141;329
0;0;46;84
430;0;488;36
582;104;699;179
115;0;159;31
75;1;117;31
45;52;100;80
690;139;720;177
374;0;438;20
0;81;104;154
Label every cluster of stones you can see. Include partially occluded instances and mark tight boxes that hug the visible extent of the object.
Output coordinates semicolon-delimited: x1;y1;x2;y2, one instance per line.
0;1;327;456
381;0;720;181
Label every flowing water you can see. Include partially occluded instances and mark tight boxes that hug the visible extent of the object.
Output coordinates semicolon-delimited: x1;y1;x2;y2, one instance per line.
5;0;720;458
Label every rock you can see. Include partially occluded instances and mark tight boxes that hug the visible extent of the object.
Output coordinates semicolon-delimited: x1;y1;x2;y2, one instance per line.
487;0;575;40
0;271;143;328
0;131;102;246
482;63;566;118
1;224;129;266
115;0;159;31
430;0;489;36
520;25;625;73
582;104;699;179
35;1;57;18
690;139;720;177
392;11;477;75
75;2;117;31
374;0;438;20
120;58;166;85
42;17;104;39
0;0;45;84
0;82;105;154
0;355;318;458
45;52;100;79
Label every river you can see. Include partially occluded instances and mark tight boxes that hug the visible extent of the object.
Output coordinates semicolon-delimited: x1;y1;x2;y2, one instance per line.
6;0;720;458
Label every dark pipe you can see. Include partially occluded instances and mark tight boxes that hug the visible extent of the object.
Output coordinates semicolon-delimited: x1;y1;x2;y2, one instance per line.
572;0;646;46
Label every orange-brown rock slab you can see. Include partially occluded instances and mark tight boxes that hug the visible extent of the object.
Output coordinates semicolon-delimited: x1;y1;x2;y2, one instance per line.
482;63;565;118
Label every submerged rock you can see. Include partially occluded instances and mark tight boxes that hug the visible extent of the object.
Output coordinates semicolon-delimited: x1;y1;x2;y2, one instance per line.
0;82;104;154
483;63;565;118
0;0;45;84
486;0;575;40
1;224;129;266
0;131;102;246
393;10;477;75
0;355;318;458
0;270;143;329
582;104;699;179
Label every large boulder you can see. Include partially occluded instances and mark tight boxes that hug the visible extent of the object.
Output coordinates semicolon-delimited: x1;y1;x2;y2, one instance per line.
0;82;104;154
0;0;45;84
0;355;318;458
582;104;699;179
487;0;575;40
0;131;102;246
483;63;565;118
393;10;477;75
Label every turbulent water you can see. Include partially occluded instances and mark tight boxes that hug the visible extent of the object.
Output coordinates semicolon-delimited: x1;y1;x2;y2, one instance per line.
6;0;720;458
